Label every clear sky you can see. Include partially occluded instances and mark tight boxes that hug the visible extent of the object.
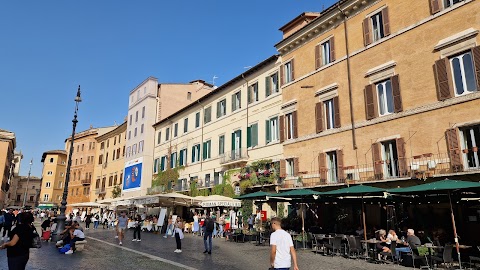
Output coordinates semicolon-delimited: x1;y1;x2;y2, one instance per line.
0;0;336;177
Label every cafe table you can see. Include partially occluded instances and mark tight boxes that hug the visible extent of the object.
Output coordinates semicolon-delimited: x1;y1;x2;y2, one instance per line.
361;239;382;261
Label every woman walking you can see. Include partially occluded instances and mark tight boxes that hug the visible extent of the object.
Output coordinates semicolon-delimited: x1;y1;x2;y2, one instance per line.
0;212;35;270
85;214;92;230
92;214;99;229
174;217;184;253
132;214;142;242
192;212;199;236
163;215;173;238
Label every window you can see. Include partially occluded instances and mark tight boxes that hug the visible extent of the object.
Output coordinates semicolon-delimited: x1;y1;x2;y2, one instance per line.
61;172;64;177
43;194;49;202
184;118;188;133
80;158;83;164
376;79;394;116
285;112;296;140
134;128;137;137
154;158;159;173
132;144;137;155
203;140;211;160
381;140;399;178
179;149;187;166
283;61;294;84
141;124;144;134
92;142;95;149
129;115;132;125
174;123;178;137
118;135;121;144
460;125;480;169
266;73;279;97
165;128;170;141
160;156;167;171
47;171;53;175
29;196;34;202
326;151;338;183
142;106;145;119
247;123;258;148
444;0;461;8
205;174;211;187
170;152;177;168
138;141;144;153
122;146;125;156
266;117;279;144
16;195;21;201
231;130;242;157
232;91;241;111
363;8;390;45
49;157;54;163
157;131;161;144
98;155;103;165
77;145;79;152
195;112;201;128
248;83;259;104
219;135;225;155
204;107;212;124
450;51;476;96
82;144;84;151
135;111;139;122
126;146;131;157
46;182;51;188
217;99;227;118
114;137;117;146
107;139;110;148
191;144;201;163
117;148;120;159
137;90;140;100
286;159;295;177
324;99;336;129
114;174;118;186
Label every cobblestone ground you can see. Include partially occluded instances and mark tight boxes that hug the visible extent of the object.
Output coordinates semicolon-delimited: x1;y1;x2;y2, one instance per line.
0;226;404;270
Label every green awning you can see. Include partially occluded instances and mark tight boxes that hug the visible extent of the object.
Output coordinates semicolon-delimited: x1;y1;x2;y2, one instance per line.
236;191;273;200
388;179;480;194
321;185;386;196
269;189;322;198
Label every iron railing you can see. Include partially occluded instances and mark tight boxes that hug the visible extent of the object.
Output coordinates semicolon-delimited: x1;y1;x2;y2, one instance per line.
220;148;248;164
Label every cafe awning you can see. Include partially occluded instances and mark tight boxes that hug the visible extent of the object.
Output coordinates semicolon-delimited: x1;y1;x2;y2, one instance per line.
268;188;322;199
196;195;242;208
236;191;273;200
321;185;386;196
388;179;480;194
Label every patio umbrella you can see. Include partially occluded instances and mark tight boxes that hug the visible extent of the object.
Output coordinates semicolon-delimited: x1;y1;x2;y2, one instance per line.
236;191;273;200
388;179;480;268
269;189;322;249
322;185;387;242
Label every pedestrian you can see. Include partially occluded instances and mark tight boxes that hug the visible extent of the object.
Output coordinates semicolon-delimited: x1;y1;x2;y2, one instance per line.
132;214;142;242
163;215;173;238
116;211;128;246
174;217;184;253
85;214;92;230
269;217;299;270
64;222;85;255
3;209;15;241
102;212;109;229
192;212;199;236
92;214;99;229
218;213;225;238
248;214;254;231
0;212;35;270
0;211;5;237
203;213;214;255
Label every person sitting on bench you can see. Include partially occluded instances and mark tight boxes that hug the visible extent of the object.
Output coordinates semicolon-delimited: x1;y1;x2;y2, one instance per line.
65;222;85;255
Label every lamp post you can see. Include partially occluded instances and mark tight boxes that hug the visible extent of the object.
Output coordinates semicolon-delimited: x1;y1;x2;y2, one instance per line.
21;159;33;208
56;85;81;236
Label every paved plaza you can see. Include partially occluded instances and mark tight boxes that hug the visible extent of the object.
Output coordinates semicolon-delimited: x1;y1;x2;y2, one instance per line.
0;227;403;270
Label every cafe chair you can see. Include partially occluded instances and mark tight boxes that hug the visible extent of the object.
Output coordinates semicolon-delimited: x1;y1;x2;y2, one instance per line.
380;241;398;264
431;244;453;269
346;236;360;258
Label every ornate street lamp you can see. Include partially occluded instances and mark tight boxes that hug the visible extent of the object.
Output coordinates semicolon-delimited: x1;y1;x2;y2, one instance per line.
56;85;81;236
21;159;33;208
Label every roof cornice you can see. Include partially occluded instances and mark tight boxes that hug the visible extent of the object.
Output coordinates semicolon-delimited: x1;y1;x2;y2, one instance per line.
275;0;377;55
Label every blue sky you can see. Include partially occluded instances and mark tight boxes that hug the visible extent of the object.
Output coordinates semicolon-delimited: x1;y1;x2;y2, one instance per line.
0;0;336;177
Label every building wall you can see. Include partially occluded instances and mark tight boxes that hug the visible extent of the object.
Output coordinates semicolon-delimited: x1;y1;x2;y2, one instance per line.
276;0;480;187
91;122;126;201
40;152;67;207
0;133;15;209
12;176;41;208
153;56;282;192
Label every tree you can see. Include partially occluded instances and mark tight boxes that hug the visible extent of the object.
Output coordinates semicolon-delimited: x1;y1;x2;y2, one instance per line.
112;185;121;198
152;166;184;193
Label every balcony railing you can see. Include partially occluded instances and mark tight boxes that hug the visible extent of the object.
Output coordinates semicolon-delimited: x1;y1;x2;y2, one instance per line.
147;185;166;195
282;153;478;188
95;188;106;195
220;148;248;165
81;179;91;186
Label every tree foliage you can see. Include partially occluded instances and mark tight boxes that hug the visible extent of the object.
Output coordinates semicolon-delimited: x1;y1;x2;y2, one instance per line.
112;185;122;198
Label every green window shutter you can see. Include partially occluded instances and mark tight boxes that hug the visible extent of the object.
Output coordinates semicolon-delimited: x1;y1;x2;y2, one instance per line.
252;123;258;147
179;151;183;166
247;87;251;104
191;147;195;163
247;126;251;148
217;102;220;118
265;76;271;97
203;142;207;160
239;130;242;150
231;132;235;151
219;136;224;155
208;141;211;158
265;120;271;144
238;92;242;109
231;94;235;111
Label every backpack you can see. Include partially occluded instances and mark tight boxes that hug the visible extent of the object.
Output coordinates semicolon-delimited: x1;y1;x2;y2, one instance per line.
205;218;214;232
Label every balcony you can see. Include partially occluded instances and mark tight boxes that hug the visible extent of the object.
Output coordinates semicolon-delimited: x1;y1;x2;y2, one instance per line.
281;153;479;189
81;179;91;186
95;188;106;195
220;148;248;166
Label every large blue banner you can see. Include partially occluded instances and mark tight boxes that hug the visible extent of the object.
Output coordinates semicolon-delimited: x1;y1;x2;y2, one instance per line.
124;159;142;190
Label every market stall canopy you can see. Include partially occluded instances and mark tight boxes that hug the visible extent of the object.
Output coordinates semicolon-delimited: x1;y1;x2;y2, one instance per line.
236;191;273;200
196;195;242;208
321;185;386;197
388;179;480;194
155;192;195;206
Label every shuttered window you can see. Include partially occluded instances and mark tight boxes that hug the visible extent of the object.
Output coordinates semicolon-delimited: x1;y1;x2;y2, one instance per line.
219;135;225;155
280;160;286;178
248;83;259;104
315;102;324;133
204;107;212;124
446;128;463;171
183;118;188;133
363;8;390;46
170;152;177;168
283;60;294;84
247;123;258;148
265;72;279;97
202;140;211;160
217;99;227;118
365;75;402;119
285;112;298;140
318;153;327;183
195;112;200;128
232;91;241;112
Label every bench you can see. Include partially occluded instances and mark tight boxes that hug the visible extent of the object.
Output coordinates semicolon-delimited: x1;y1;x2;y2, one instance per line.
74;240;87;251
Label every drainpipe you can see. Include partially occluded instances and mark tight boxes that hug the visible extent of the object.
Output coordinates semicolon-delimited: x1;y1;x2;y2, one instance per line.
241;74;249;158
337;4;358;150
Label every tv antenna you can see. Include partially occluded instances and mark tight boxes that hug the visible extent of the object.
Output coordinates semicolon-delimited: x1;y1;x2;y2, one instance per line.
212;75;218;86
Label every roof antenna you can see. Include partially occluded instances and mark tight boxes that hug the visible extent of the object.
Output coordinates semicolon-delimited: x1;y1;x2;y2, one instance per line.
212;75;218;86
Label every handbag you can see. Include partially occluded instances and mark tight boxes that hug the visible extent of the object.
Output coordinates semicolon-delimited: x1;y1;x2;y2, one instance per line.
31;227;42;248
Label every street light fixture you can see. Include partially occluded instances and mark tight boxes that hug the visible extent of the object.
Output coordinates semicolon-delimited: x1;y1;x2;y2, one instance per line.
21;159;33;208
56;85;81;236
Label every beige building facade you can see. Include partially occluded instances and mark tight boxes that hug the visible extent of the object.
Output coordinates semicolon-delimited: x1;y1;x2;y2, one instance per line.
39;150;67;208
274;0;480;188
92;122;126;202
123;77;213;198
0;129;16;209
10;176;41;208
153;55;282;194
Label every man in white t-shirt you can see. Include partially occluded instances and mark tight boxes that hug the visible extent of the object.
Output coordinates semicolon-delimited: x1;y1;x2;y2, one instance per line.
269;217;299;270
